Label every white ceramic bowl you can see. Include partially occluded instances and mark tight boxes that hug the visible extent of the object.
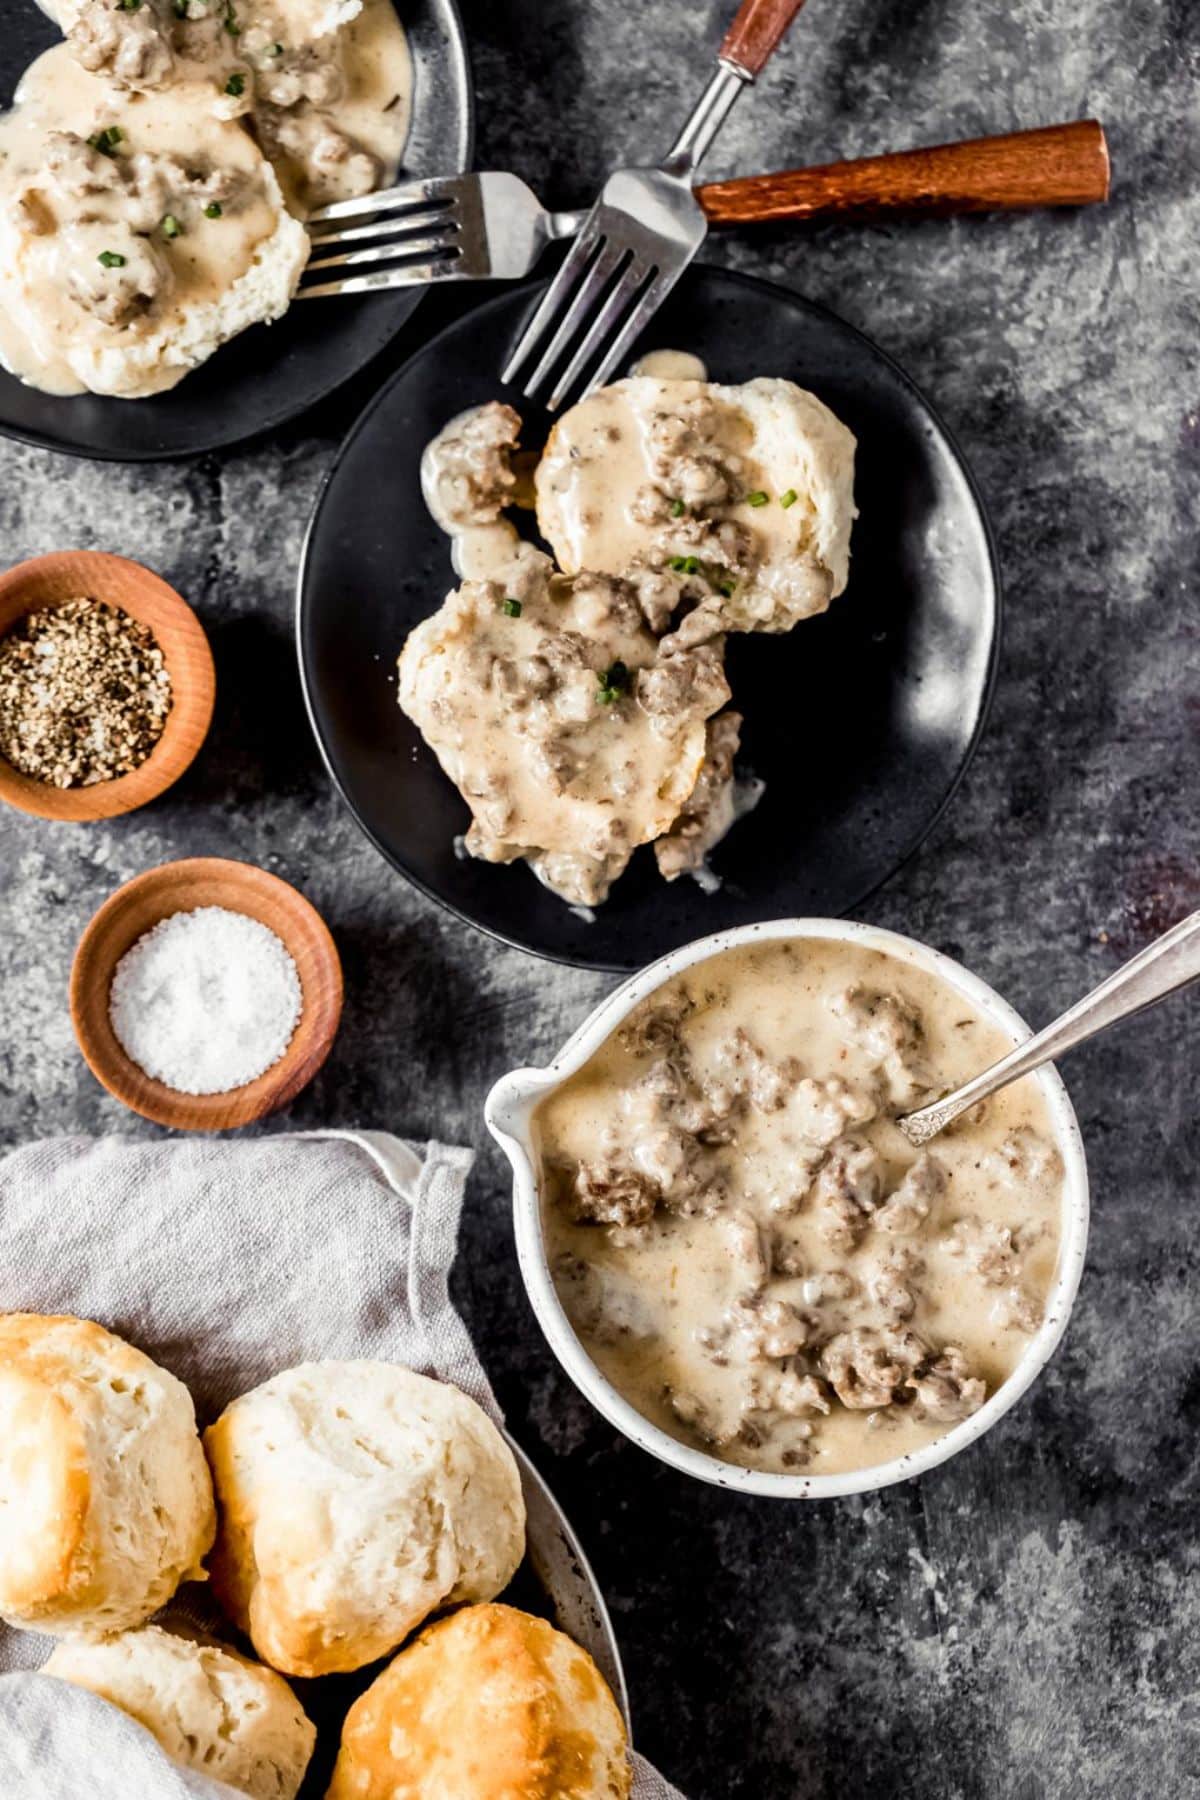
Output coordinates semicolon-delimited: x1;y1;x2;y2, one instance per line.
487;918;1090;1500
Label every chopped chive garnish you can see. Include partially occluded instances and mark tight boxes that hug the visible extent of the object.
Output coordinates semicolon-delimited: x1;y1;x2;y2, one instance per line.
97;250;126;268
718;580;736;598
500;598;522;617
780;488;797;509
224;3;240;32
204;201;223;218
225;71;245;95
597;660;629;704
119;0;142;11
670;498;685;518
668;554;700;575
161;213;182;239
668;556;686;572
746;490;769;507
173;0;189;15
88;126;122;155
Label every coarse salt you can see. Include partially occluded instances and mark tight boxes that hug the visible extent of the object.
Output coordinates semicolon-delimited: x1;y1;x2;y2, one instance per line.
109;906;303;1096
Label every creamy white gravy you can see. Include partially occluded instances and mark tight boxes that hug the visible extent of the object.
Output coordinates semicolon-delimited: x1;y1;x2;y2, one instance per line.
397;539;719;907
537;938;1064;1476
535;374;856;639
0;0;411;397
250;0;412;212
0;48;291;396
404;370;858;905
630;347;708;382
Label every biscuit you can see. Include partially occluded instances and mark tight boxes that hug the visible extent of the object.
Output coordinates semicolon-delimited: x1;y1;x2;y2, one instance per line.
205;1362;525;1677
326;1603;632;1800
45;1624;315;1800
0;1312;215;1636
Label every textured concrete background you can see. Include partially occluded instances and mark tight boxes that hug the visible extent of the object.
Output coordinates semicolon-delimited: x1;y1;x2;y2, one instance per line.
1;1;1198;1794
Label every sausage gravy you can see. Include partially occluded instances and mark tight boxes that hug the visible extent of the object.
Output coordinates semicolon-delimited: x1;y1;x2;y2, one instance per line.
0;47;305;397
399;366;857;905
0;0;411;397
537;938;1064;1476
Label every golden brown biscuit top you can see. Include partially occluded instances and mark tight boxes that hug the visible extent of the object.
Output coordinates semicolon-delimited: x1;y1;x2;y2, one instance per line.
0;1311;213;1624
0;1314;151;1613
326;1602;632;1800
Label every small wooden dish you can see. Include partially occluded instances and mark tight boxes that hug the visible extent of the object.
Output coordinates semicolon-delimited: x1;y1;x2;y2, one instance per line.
0;550;215;821
70;858;343;1131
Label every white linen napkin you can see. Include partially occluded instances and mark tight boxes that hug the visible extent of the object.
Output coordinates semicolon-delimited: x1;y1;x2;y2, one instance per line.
0;1131;683;1800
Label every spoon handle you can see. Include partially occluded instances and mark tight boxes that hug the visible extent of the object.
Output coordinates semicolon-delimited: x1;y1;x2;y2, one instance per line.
900;909;1200;1145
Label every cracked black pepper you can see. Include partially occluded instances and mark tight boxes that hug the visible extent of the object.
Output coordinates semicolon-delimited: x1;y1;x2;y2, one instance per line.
0;598;173;787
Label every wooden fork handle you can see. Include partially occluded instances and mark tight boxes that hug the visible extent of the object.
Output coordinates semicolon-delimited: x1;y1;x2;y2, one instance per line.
697;121;1112;222
721;0;810;78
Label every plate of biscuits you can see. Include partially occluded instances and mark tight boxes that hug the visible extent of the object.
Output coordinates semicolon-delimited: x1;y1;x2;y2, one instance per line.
299;265;1000;970
0;1312;631;1797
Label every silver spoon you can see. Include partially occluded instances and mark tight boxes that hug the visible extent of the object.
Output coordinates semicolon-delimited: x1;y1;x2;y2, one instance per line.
898;909;1200;1145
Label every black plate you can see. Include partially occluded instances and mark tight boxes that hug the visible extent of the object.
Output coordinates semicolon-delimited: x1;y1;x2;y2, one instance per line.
0;0;471;460
298;266;1001;972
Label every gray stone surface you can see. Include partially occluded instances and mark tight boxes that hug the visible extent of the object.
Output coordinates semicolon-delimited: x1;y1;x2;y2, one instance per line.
0;0;1198;1794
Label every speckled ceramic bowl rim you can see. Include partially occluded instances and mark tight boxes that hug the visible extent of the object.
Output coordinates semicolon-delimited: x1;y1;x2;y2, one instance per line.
486;918;1090;1500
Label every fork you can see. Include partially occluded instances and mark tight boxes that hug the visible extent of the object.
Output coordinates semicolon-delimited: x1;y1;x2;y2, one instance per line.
500;0;810;408
302;0;808;396
300;120;1111;304
302;121;1115;324
302;171;582;299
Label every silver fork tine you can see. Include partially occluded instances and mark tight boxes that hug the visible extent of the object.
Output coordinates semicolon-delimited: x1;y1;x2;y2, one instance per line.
543;258;653;408
521;238;631;395
300;169;582;296
302;234;458;276
501;215;605;386
296;260;459;301
308;214;456;261
576;265;683;400
306;173;470;226
307;206;455;250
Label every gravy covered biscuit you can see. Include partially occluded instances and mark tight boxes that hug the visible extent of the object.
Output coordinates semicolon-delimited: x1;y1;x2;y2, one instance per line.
0;1312;215;1636
326;1603;632;1800
536;374;857;642
47;0;367;96
205;1362;525;1678
0;0;412;396
45;1625;316;1800
399;363;857;906
0;48;308;399
398;544;724;908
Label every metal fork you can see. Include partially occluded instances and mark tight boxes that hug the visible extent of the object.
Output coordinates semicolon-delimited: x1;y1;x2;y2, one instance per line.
501;0;810;409
301;172;585;301
300;121;1113;306
301;118;1114;310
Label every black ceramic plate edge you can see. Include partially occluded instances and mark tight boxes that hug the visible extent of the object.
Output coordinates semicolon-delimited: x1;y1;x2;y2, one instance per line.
0;0;474;461
296;265;1003;973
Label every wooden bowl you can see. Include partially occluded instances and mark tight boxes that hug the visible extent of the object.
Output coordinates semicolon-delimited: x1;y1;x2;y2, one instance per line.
70;858;343;1131
0;550;215;821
